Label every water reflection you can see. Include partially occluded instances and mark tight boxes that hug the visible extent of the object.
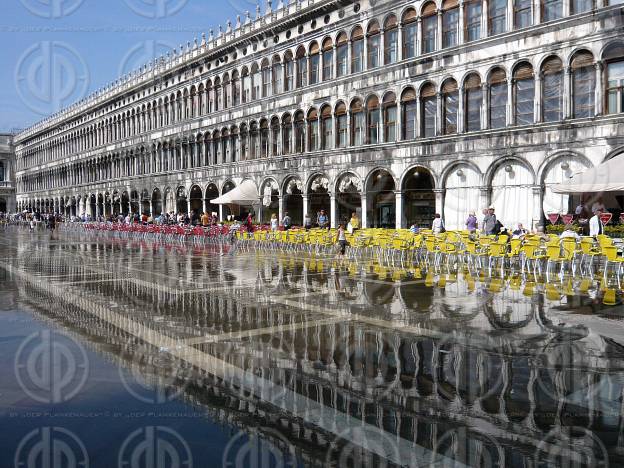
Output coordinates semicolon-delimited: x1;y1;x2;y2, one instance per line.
1;230;624;467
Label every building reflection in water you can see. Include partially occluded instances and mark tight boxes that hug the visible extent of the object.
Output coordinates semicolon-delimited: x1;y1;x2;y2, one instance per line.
4;233;624;467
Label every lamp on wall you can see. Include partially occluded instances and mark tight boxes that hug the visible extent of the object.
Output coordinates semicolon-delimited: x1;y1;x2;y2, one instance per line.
560;162;570;170
504;164;513;173
456;168;464;178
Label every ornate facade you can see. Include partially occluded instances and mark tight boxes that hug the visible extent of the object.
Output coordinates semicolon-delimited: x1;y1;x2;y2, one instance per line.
14;0;624;228
0;133;16;213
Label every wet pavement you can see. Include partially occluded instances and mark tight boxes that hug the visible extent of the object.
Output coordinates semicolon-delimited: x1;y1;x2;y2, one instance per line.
1;227;624;467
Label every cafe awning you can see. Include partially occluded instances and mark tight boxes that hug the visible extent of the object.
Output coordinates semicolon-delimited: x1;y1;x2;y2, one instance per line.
552;157;624;194
210;180;259;205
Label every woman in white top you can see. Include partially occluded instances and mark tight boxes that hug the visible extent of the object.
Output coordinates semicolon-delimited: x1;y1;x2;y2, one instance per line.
270;213;279;231
432;213;444;234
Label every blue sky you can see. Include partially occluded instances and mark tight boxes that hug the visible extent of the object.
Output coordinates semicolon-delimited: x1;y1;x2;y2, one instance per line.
1;0;260;133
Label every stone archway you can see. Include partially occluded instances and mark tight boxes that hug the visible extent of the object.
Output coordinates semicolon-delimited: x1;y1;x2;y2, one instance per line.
152;188;162;216
141;189;150;215
283;178;303;225
205;184;219;217
261;179;279;224
402;167;435;229
189;185;203;215
308;174;330;224
489;160;535;229
176;186;188;214
443;164;480;230
336;173;362;226
221;181;236;219
367;169;395;228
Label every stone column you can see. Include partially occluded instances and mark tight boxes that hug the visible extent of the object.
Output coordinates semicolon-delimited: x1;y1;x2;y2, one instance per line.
481;0;489;38
436;92;443;135
330;193;337;228
534;74;542;123
398;25;404;62
479;188;490;214
507;79;514;126
380;28;385;66
347;40;353;74
507;0;514;32
434;189;445;217
302;194;308;221
415;97;422;138
482;84;490;129
187;199;192;216
417;18;423;55
278;195;284;224
458;86;465;133
459;2;465;45
257;198;263;224
436;12;443;51
595;61;603;116
563;66;572;119
361;193;367;229
395;191;403;229
219;204;224;222
532;186;542;231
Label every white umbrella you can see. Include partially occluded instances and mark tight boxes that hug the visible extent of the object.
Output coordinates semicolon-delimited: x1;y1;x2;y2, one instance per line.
210;180;259;205
552;157;624;194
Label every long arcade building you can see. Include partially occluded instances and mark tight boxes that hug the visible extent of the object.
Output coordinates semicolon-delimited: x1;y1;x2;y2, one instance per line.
14;0;624;229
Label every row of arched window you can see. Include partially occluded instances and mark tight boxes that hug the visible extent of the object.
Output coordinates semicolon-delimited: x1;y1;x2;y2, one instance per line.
18;0;624;169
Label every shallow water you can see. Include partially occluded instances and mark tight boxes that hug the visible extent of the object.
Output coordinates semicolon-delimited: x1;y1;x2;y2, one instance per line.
1;227;623;467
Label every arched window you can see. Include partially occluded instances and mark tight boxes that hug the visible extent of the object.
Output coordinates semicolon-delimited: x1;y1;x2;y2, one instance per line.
572;0;593;13
541;56;563;122
309;42;320;85
367;21;381;69
251;63;261;100
221;129;230;163
514;0;532;29
272;56;282;95
513;63;534;125
270;118;280;156
351;26;365;73
260;120;269;158
322;39;334;80
541;0;562;22
489;0;507;35
605;43;624;114
442;0;459;49
213;131;221;163
350;99;365;145
384;16;399;64
422;2;438;53
0;161;4;182
383;93;397;142
366;96;380;144
261;59;271;97
308;108;319;151
464;73;482;131
401;87;417;140
336;33;348;77
285;52;294;91
421;83;437;137
464;0;482;42
442;79;459;134
402;9;418;58
571;50;595;118
206;81;213;113
282;114;292;155
336;102;348;148
321;105;333;150
489;68;507;128
296;47;307;88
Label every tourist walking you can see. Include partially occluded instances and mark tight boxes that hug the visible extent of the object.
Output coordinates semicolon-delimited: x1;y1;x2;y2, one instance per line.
349;212;360;234
317;210;329;229
336;224;347;256
589;209;605;236
465;211;478;233
270;213;279;231
282;212;292;230
483;207;497;235
432;214;445;234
